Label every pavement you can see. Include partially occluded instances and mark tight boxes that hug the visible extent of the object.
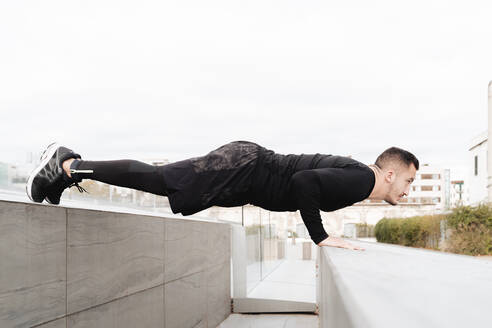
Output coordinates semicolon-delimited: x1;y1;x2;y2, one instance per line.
218;313;319;328
247;259;316;303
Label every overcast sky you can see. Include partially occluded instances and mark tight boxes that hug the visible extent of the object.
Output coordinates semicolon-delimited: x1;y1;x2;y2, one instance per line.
1;0;491;180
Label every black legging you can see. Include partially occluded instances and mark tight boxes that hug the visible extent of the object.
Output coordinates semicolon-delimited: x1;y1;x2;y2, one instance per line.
71;159;169;196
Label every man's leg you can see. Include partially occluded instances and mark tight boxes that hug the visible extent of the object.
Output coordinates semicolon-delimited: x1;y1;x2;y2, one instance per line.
65;158;168;196
26;142;169;205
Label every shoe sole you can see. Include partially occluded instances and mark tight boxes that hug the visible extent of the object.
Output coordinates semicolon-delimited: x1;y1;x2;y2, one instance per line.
45;194;58;205
26;142;60;203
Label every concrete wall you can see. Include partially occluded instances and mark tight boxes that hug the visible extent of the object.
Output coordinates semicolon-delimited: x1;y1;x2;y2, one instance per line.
0;200;231;328
316;239;492;328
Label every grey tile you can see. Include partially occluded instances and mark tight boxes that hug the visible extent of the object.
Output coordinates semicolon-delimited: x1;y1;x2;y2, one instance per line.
36;317;66;328
67;285;164;328
217;314;319;328
206;261;231;328
165;271;206;328
164;218;208;283
283;314;319;328
67;209;164;314
0;202;66;328
207;223;231;268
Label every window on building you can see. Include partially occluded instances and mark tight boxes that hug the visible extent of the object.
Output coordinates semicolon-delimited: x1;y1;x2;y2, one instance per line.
421;174;433;180
421;186;433;191
475;155;478;176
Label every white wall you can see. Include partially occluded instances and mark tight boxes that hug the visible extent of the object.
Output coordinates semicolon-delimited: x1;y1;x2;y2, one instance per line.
468;132;488;205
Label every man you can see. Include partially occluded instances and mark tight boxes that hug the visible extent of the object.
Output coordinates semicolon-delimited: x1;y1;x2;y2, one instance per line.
26;140;418;251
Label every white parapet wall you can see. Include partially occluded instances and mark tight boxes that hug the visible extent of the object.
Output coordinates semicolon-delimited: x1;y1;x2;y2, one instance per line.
0;200;232;328
316;239;492;328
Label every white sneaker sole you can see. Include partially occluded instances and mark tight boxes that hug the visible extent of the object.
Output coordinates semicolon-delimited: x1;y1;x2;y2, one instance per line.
25;142;60;203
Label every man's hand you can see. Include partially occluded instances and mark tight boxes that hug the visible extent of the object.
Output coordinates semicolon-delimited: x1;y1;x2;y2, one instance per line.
317;236;365;251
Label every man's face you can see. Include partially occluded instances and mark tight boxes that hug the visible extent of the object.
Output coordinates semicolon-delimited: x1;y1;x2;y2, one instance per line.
384;163;417;205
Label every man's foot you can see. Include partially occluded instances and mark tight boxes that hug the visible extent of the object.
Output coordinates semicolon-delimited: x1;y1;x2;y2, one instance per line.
26;142;84;204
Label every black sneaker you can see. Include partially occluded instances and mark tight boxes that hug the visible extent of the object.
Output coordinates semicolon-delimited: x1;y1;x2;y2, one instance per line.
26;142;84;204
45;165;90;205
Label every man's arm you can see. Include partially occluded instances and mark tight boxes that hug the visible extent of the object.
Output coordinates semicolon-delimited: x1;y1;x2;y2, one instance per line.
290;170;329;244
290;170;365;251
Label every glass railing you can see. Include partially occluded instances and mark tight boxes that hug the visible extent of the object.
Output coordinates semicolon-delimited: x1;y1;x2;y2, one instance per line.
240;205;317;298
242;206;286;293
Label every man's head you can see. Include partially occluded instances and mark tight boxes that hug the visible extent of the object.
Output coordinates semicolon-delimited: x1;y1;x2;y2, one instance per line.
374;147;419;205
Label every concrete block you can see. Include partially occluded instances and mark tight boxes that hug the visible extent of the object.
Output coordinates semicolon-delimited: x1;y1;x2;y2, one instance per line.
318;240;492;328
207;223;231;268
165;271;206;328
67;209;164;314
277;240;285;259
0;202;66;328
36;317;66;328
218;313;319;327
164;218;208;283
67;285;164;328
233;298;316;313
302;242;311;260
206;260;231;328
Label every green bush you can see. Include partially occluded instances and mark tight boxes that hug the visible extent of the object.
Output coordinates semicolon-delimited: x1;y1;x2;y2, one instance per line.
444;205;492;255
375;215;444;249
446;204;492;230
446;222;492;255
374;205;492;255
375;218;402;244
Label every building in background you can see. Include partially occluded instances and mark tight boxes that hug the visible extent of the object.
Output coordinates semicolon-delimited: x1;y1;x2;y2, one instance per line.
468;130;488;205
0;151;41;191
409;164;450;211
451;180;468;207
0;162;32;190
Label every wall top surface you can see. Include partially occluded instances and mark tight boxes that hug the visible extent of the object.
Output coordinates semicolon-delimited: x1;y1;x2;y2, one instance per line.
321;240;492;328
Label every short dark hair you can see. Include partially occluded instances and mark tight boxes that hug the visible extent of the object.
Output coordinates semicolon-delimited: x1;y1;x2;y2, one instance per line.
375;147;419;170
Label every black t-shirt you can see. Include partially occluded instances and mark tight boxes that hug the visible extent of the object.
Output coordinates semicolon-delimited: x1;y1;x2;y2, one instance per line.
249;148;376;244
161;141;375;244
287;165;375;243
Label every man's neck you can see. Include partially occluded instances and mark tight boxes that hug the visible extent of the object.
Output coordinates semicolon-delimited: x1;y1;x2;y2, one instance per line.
367;164;385;200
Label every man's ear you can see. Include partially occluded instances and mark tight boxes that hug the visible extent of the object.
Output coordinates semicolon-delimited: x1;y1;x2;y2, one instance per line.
385;169;395;183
